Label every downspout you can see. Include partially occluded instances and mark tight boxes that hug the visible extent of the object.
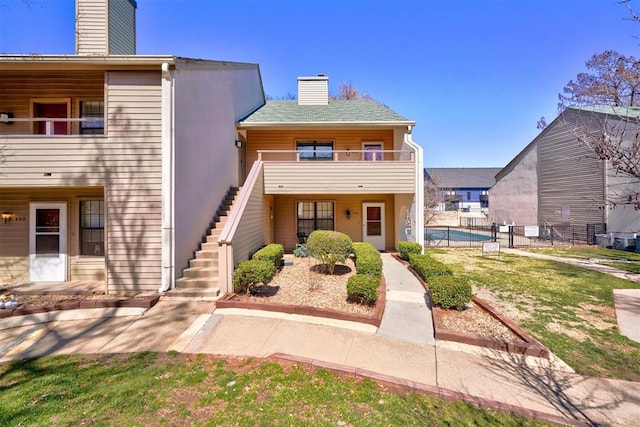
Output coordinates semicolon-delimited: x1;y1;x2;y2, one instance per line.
404;125;425;249
159;62;175;292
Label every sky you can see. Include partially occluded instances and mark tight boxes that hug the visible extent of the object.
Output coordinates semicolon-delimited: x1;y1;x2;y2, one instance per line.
1;0;640;168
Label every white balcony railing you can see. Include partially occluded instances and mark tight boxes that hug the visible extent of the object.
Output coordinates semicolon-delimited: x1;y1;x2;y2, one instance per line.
256;150;416;194
0;117;104;136
257;149;414;162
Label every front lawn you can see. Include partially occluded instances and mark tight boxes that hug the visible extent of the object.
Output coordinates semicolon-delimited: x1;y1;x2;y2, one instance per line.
428;248;640;381
0;353;548;426
526;247;640;274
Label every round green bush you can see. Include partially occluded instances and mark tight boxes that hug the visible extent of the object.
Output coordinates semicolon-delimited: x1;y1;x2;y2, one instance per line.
252;243;284;268
428;275;473;310
306;230;353;274
347;274;379;305
396;241;422;260
232;259;276;294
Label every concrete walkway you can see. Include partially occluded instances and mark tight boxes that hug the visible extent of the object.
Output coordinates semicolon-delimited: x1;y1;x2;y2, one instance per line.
376;253;435;345
1;254;640;425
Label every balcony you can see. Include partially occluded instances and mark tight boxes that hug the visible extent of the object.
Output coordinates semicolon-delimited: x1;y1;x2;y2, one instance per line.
257;149;416;194
0;117;104;136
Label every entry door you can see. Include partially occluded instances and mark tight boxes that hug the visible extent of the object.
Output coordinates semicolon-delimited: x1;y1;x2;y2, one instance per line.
29;202;67;282
33;102;69;135
363;202;385;250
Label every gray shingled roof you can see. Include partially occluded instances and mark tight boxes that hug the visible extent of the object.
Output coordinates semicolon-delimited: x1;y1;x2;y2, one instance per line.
238;100;413;124
425;168;502;189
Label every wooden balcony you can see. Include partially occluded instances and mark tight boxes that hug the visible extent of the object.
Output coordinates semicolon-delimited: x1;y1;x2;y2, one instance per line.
257;150;416;194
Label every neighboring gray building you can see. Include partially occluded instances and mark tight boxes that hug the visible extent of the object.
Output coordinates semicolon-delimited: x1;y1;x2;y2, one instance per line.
489;107;640;233
425;167;501;212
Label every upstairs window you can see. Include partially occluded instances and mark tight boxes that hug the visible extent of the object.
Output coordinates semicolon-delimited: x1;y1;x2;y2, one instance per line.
296;140;333;161
79;100;104;134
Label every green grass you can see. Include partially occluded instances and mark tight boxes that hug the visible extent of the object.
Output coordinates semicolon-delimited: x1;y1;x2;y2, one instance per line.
430;249;640;381
0;353;549;426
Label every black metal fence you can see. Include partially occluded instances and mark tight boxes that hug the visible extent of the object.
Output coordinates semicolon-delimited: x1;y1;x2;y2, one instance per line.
425;224;606;248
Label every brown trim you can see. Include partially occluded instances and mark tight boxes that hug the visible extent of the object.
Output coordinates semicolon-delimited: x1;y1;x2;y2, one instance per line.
268;353;586;427
216;275;387;327
392;253;550;358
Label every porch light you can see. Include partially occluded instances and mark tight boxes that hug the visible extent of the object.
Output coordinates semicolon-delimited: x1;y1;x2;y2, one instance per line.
2;211;13;224
346;210;351;220
0;112;13;125
235;140;243;148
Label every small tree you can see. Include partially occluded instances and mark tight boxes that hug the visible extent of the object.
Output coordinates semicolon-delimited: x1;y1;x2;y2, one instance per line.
306;230;352;274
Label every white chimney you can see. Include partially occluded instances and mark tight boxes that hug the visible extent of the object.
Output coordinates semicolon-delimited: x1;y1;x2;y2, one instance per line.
76;0;137;55
297;74;329;105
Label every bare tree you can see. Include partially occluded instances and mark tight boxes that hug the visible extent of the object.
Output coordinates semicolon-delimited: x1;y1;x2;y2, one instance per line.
331;83;372;100
558;50;640;110
423;171;451;225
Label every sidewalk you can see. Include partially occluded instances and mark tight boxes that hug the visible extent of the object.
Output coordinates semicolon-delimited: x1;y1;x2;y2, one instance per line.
1;255;639;426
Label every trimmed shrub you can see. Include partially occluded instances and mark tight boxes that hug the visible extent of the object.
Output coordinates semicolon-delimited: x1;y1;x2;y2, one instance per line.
396;241;422;260
232;259;276;294
408;253;452;281
352;242;382;278
307;230;353;274
347;274;379;305
428;275;473;310
252;243;284;268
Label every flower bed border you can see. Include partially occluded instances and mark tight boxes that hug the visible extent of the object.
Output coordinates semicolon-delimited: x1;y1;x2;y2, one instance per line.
393;253;549;358
0;293;161;318
216;276;386;327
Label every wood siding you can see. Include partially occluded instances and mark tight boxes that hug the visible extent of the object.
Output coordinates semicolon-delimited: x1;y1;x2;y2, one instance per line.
1;70;163;292
231;167;268;264
273;194;395;251
108;0;136;55
76;0;107;55
0;187;105;285
245;129;413;193
538;115;605;226
0;70;104;135
263;161;414;194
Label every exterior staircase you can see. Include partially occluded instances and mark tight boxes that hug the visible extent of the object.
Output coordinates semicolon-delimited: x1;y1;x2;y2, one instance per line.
171;187;239;299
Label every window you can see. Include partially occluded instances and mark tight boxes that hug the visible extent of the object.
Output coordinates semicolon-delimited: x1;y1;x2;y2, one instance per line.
79;100;104;134
297;202;334;239
80;200;104;256
296;140;333;161
363;143;383;161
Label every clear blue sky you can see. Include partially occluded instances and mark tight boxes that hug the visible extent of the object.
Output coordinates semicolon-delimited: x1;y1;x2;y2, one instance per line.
1;0;639;168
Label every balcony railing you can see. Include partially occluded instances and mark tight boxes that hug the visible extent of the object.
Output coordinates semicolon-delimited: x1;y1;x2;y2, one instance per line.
257;149;414;162
0;117;104;136
256;149;416;194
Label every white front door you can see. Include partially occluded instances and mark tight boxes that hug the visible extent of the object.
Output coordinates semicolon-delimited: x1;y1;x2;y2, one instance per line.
29;202;67;282
363;202;385;250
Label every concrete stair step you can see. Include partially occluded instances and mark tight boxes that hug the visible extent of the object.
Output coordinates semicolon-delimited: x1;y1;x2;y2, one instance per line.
195;250;218;260
189;258;216;268
162;288;220;301
183;266;219;278
176;277;219;289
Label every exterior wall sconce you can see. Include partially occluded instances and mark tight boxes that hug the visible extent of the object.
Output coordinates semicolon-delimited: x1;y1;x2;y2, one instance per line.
346;209;351;219
0;112;13;125
2;211;13;223
235;140;243;148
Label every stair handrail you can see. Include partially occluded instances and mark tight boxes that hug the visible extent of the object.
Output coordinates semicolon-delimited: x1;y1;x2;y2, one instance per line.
218;160;264;245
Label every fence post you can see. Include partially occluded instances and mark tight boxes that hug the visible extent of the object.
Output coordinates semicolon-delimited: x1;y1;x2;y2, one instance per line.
550;226;554;246
508;226;514;248
491;223;497;242
447;226;450;247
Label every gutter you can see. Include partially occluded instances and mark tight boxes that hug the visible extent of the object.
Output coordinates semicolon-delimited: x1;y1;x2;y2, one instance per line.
159;62;176;293
404;125;425;249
